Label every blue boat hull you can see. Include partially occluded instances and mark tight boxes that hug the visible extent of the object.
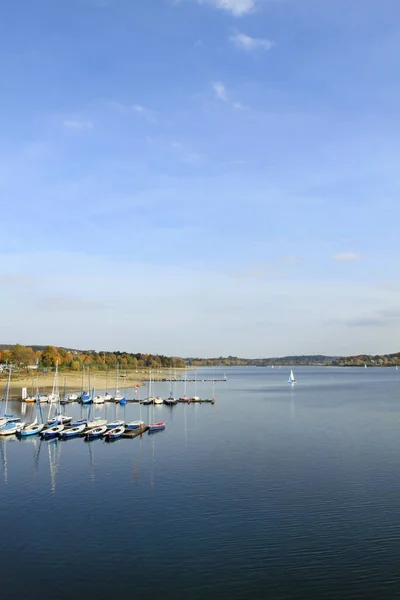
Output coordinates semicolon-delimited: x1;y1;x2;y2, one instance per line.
70;419;87;427
17;428;41;437
41;431;59;439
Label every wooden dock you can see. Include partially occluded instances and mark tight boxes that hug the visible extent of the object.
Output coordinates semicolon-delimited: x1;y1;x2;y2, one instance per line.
121;425;149;439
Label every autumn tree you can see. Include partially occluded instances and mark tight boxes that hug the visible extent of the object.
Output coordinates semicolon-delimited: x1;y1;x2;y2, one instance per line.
11;344;37;366
40;346;61;367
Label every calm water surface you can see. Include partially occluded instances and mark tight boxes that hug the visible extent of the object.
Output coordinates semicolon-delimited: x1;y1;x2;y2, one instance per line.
1;366;400;600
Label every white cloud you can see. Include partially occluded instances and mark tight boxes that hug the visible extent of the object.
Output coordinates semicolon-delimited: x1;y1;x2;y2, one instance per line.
212;82;247;110
332;253;361;262
62;120;93;130
211;0;256;16
112;102;157;123
132;104;157;123
213;81;228;101
230;31;274;52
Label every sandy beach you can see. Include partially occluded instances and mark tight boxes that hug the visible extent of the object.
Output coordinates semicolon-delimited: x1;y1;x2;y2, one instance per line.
1;369;183;399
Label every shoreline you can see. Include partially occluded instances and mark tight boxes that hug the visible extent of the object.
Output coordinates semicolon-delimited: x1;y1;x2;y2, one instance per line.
1;369;184;399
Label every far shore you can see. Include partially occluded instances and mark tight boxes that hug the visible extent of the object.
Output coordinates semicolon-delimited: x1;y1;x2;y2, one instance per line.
1;369;184;399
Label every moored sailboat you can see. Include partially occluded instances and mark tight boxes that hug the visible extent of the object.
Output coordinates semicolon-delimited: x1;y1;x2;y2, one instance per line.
85;425;107;439
60;424;86;439
179;368;189;402
103;425;125;440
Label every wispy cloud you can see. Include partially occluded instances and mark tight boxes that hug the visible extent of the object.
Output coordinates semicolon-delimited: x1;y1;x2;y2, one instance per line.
212;82;246;109
213;81;228;101
132;104;157;124
208;0;256;16
62;120;93;130
112;102;157;124
332;252;361;262
230;31;274;52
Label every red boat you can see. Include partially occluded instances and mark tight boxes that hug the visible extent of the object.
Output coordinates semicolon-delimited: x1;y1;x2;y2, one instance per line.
148;422;165;432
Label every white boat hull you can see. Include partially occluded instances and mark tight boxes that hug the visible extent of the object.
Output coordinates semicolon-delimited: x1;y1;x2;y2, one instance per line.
86;419;107;429
93;396;105;404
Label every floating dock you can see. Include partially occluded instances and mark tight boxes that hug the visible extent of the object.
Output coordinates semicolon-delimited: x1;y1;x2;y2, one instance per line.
121;425;149;438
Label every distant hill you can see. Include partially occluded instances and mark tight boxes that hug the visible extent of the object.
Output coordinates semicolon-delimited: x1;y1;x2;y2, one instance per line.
2;344;400;368
186;355;338;366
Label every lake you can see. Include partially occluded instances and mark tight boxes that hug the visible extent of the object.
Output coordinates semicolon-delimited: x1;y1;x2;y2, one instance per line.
1;366;400;600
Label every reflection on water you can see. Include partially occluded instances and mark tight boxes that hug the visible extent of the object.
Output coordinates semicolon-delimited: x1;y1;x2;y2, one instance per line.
1;367;400;600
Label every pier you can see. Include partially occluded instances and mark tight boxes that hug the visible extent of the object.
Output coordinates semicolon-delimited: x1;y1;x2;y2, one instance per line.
121;425;149;438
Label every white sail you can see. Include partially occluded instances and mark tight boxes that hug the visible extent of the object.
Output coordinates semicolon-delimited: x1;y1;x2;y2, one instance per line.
288;369;296;384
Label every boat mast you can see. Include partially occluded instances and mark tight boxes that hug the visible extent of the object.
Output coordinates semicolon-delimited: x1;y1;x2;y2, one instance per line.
81;366;85;396
4;366;12;416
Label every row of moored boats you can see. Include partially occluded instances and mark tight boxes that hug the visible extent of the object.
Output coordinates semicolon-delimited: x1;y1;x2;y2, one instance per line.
0;365;165;440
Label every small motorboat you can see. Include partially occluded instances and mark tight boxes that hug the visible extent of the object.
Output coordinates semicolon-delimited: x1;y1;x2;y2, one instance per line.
179;397;189;403
104;393;113;401
103;425;125;440
41;423;65;439
191;396;201;402
125;420;144;430
148;422;166;432
154;397;163;405
106;420;124;429
85;425;107;439
47;414;73;426
68;393;79;401
60;424;86;438
24;396;36;404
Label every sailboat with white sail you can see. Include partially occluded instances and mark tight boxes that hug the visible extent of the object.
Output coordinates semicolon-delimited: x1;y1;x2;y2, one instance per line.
288;369;296;385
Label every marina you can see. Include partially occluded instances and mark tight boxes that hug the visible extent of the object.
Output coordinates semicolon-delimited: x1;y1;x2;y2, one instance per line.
0;365;218;442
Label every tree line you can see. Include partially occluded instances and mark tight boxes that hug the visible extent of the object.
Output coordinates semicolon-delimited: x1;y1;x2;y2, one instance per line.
0;344;186;371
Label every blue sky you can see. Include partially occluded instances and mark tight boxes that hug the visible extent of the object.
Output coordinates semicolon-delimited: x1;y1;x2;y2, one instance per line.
1;0;400;357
